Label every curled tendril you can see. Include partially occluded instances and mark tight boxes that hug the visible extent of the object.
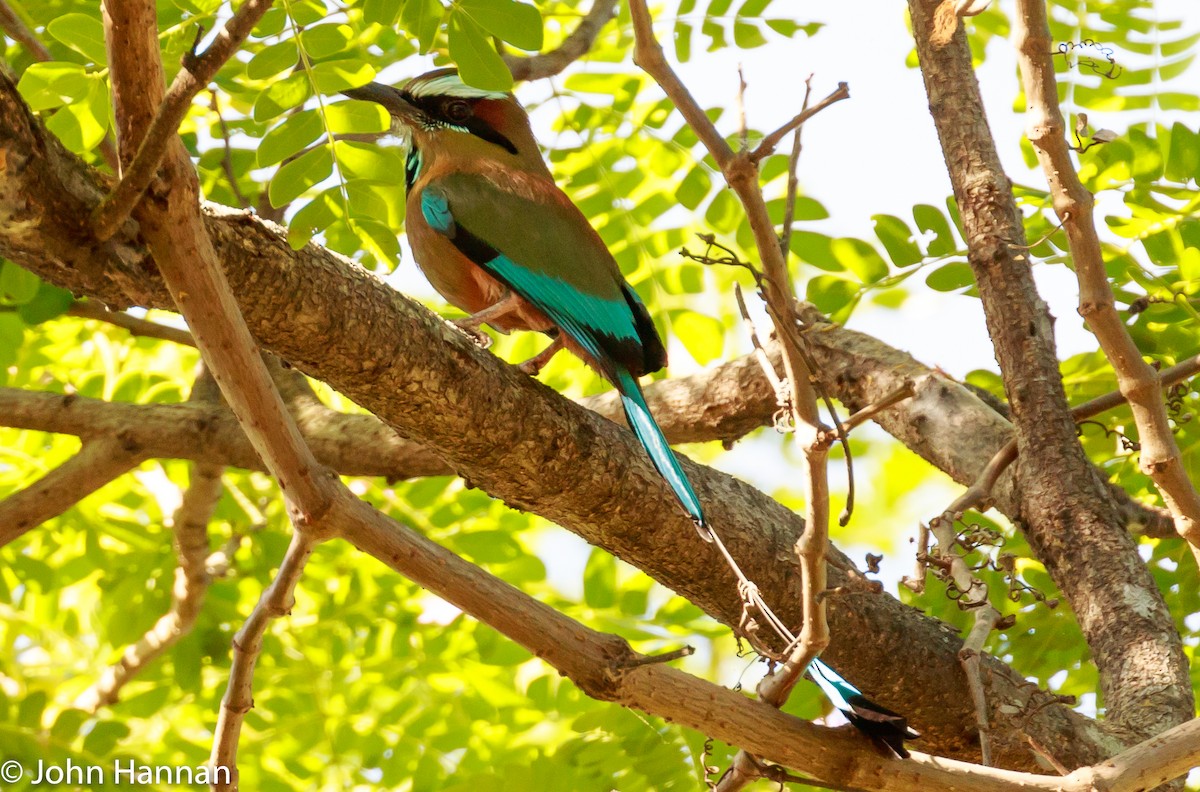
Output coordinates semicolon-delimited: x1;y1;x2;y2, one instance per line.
1053;39;1123;79
1077;419;1140;452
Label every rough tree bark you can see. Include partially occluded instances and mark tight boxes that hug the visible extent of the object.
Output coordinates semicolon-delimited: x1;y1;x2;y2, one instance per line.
0;67;1136;769
907;0;1192;746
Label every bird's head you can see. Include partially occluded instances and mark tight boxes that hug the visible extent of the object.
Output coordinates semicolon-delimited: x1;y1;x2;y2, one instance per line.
343;69;542;168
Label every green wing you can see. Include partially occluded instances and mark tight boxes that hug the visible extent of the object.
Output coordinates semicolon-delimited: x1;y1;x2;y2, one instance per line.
419;171;662;375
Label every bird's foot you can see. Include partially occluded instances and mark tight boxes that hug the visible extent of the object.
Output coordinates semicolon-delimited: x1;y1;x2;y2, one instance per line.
517;336;565;376
453;319;494;349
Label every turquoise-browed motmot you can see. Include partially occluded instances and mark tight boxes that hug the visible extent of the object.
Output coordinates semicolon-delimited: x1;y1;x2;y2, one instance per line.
343;69;916;758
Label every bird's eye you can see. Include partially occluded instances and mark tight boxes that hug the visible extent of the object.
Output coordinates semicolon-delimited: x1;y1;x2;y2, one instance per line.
444;100;471;122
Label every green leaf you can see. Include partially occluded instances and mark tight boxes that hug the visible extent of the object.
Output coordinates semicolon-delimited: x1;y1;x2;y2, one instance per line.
18;282;74;324
326;100;390;134
672;309;724;365
0;261;40;304
1164;122;1200;183
288;187;344;248
310;59;376;94
458;0;543;51
252;72;311;121
402;0;443;53
872;214;923;267
46;13;108;66
289;0;328;26
926;261;975;292
253;7;289;36
352;217;401;266
448;11;513;92
270;144;334;207
44;76;109;152
474;624;532;665
301;24;355;59
247;38;299;80
0;313;25;373
258;110;324;168
583;549;616;609
733;21;767;49
913;203;956;256
805;275;858;315
832;237;888;283
333;140;402;180
676;166;712;210
17;62;89;111
363;0;403;25
705;190;740;233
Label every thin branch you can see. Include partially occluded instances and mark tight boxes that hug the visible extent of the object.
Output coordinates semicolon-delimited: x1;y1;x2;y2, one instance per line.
92;0;275;241
751;82;850;162
959;606;1002;766
68;300;196;346
0;0;50;60
836;381;916;437
0;437;145;548
504;0;617;81
630;5;848;788
211;529;314;790
779;75;814;258
76;461;224;711
1014;0;1200;567
209;89;251;209
101;2;343;784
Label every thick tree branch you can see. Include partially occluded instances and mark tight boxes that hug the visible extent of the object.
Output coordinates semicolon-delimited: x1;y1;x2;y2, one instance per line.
0;437;145;547
504;0;617;82
908;0;1191;741
0;72;1131;768
1012;0;1200;566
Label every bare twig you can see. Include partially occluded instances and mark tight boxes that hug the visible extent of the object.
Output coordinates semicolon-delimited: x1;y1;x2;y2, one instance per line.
1023;735;1072;775
630;6;848;788
751;83;850;162
68;300;196;346
0;0;50;60
0;437;145;548
209;89;251;209
504;0;617;82
734;284;786;419
76;461;224;710
211;529;314;784
1014;0;1200;567
960;608;1002;765
92;0;275;241
924;508;1001;765
779;75;814;258
836;381;916;437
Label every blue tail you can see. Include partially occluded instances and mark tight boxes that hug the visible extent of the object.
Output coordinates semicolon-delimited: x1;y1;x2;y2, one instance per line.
613;366;710;540
808;658;918;759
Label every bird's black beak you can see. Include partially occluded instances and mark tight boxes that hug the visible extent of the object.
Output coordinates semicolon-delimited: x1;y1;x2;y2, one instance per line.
341;82;422;125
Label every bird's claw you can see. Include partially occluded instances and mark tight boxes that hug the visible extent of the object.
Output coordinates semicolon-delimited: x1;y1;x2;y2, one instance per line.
453;320;493;349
